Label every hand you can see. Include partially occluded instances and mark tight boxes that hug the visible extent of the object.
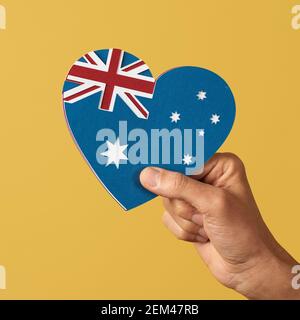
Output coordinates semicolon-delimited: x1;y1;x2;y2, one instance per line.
140;153;299;299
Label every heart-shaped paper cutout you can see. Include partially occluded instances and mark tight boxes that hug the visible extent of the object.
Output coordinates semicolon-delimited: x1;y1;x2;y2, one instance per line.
63;49;235;210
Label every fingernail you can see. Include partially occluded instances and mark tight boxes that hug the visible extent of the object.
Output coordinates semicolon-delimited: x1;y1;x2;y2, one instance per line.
140;167;160;187
196;235;208;243
191;214;202;225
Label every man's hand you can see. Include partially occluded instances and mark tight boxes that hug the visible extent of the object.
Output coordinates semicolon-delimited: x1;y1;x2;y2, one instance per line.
140;153;299;299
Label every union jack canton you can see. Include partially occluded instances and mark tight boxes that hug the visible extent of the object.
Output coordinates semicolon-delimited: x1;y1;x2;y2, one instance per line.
63;49;155;119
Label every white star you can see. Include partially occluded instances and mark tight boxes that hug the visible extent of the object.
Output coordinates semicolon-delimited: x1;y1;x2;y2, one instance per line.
170;111;181;123
101;138;128;169
199;129;205;136
183;154;193;165
197;90;207;101
210;114;220;125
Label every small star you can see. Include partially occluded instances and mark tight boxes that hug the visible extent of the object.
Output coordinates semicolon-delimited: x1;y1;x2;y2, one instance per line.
199;129;205;136
210;114;220;125
197;90;207;101
170;111;181;123
183;154;193;165
101;138;128;169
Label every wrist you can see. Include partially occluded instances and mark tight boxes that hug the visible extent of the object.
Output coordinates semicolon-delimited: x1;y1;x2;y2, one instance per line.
236;249;300;300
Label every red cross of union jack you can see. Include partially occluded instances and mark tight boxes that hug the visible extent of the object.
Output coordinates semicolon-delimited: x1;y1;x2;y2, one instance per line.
63;49;155;119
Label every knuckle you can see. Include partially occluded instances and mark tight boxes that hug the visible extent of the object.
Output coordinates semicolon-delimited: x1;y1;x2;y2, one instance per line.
176;229;189;241
162;197;171;210
183;221;198;234
223;153;245;172
167;200;195;220
162;211;171;226
174;203;188;218
171;172;187;194
180;219;191;232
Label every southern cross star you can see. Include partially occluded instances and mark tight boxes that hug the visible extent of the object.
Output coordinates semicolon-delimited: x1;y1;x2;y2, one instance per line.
170;111;181;123
101;138;128;169
183;154;193;165
197;90;207;101
210;114;220;125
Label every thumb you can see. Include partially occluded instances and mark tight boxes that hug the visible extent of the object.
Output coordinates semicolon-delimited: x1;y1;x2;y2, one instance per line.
140;167;215;207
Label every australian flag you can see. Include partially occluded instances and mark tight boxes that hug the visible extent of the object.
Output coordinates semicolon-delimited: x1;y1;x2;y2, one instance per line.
63;49;235;210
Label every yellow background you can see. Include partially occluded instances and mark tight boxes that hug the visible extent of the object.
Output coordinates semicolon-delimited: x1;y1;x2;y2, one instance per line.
0;0;299;299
